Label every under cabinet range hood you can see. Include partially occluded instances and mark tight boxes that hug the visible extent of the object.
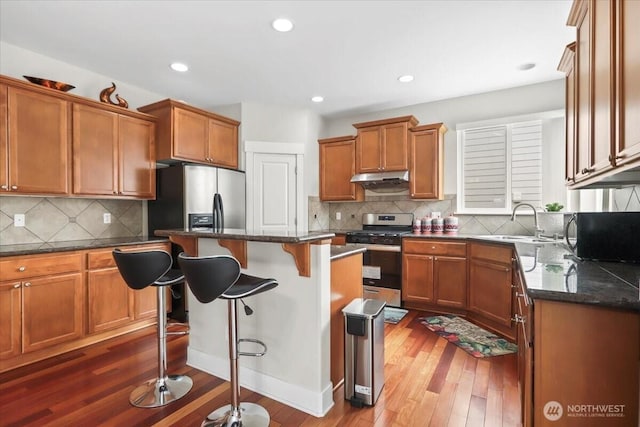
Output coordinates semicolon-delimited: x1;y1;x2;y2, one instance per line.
350;170;410;192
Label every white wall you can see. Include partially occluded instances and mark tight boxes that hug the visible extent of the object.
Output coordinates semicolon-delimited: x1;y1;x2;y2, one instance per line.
0;41;165;109
323;79;566;195
239;102;326;199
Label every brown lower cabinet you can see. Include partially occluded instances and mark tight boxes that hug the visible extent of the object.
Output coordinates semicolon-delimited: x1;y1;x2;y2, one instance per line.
533;300;639;426
0;242;169;372
329;252;363;390
468;242;516;341
402;239;467;310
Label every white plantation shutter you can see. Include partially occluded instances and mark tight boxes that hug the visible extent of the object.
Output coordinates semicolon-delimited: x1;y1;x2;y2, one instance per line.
511;121;542;207
462;126;507;209
460;120;542;212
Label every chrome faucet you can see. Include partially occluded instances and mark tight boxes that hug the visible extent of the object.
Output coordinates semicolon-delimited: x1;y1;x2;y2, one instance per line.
511;203;544;237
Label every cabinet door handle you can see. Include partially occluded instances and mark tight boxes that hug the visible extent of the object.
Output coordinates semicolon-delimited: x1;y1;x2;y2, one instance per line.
580;167;593;174
0;184;7;190
609;154;624;162
10;185;18;190
24;282;31;287
511;314;524;324
516;292;526;298
13;283;21;289
18;266;26;272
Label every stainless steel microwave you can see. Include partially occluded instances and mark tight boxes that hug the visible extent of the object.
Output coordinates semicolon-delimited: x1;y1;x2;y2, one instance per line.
574;212;640;263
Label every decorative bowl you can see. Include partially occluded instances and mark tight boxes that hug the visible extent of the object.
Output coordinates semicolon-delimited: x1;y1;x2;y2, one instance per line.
23;75;75;92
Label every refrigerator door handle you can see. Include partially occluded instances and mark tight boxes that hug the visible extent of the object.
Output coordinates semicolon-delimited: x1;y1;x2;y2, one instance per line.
213;193;223;232
212;193;219;231
218;194;224;231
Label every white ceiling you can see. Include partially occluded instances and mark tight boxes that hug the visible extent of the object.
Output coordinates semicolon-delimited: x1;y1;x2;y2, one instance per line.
0;0;575;118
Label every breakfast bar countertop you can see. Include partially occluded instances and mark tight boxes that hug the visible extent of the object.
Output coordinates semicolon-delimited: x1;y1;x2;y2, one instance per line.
154;228;335;244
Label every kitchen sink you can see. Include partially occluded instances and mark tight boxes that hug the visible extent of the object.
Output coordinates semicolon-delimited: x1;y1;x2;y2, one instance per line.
477;235;557;244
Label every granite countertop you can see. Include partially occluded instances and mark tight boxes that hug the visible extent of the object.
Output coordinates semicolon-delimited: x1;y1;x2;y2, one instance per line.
330;245;367;261
0;236;170;257
513;241;639;311
154;228;335;244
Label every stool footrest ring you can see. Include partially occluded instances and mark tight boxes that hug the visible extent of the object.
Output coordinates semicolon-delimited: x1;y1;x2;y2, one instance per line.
166;322;189;336
238;338;267;357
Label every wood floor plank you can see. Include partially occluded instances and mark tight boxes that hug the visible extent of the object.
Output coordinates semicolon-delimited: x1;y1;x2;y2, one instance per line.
483;385;503;427
471;359;491;399
0;310;521;427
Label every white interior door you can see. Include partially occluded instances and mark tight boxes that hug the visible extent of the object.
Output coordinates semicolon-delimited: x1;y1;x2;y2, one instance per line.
252;152;297;230
245;141;305;232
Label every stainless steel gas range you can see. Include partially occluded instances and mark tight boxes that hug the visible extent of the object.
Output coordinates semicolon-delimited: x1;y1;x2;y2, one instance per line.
345;213;414;307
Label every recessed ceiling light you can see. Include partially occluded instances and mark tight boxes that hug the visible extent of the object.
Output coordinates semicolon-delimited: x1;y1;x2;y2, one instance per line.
311;96;324;103
517;63;536;71
170;62;189;72
272;18;294;32
398;75;414;83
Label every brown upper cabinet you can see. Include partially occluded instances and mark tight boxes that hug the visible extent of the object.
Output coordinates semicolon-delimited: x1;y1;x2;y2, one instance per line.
72;103;156;199
0;79;71;195
409;123;446;199
563;0;640;188
0;74;157;199
558;43;577;184
353;116;418;173
318;135;363;202
139;99;240;169
615;0;640;166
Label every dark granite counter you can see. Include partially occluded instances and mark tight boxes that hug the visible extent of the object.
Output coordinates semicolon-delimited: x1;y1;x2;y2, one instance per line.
0;236;169;257
513;241;639;311
330;245;366;261
402;232;639;310
155;228;335;244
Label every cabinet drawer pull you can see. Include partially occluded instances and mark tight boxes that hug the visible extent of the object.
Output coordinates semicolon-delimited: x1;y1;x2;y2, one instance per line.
516;292;527;298
24;282;31;287
13;283;21;288
18;266;26;272
511;314;524;324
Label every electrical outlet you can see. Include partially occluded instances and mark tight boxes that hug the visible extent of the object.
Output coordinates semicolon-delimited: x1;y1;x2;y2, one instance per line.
336;212;341;220
14;214;25;227
103;213;111;224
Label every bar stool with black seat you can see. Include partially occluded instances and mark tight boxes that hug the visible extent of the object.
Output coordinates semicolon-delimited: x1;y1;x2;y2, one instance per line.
112;248;193;408
178;253;278;427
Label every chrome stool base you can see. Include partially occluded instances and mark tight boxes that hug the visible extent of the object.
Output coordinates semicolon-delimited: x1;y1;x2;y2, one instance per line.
129;374;193;408
202;402;270;427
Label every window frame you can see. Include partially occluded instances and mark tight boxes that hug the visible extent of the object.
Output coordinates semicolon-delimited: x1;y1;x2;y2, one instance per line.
456;110;564;215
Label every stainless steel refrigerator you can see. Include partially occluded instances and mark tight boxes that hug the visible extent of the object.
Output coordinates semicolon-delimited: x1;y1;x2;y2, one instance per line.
148;163;246;233
148;163;245;321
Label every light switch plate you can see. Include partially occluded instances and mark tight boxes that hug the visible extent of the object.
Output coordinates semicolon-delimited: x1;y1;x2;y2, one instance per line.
14;214;25;227
103;213;111;224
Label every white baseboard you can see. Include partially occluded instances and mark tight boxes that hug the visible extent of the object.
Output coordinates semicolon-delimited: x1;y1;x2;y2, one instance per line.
188;347;334;417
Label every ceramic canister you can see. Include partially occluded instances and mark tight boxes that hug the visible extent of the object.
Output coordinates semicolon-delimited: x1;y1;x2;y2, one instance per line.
431;217;444;233
444;215;459;233
413;218;421;233
421;217;432;233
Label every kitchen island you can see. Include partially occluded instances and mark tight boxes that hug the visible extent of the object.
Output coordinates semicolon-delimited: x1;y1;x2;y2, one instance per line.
154;228;337;416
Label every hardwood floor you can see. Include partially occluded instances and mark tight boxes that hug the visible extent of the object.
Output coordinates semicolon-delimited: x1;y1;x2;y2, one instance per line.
0;310;521;426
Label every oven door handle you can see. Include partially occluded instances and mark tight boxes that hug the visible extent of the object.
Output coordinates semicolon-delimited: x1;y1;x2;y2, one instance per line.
354;243;401;253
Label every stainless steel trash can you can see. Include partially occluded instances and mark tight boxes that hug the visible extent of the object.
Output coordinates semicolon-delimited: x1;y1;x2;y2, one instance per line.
342;298;386;407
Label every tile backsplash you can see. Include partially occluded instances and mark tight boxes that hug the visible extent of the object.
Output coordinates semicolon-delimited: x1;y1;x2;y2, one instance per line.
309;185;640;236
612;185;640;211
0;196;143;245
